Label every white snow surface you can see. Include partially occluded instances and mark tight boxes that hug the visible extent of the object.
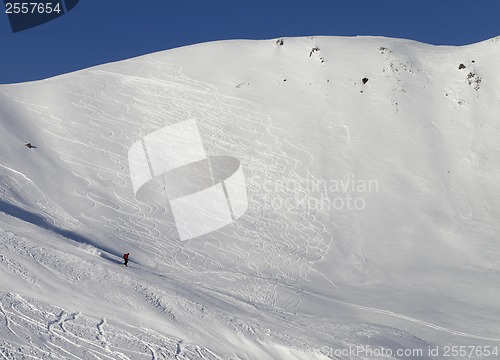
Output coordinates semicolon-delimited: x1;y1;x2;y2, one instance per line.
0;36;500;359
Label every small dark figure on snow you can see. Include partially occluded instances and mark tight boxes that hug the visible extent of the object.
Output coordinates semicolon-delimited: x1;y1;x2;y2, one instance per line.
25;142;37;149
123;253;129;267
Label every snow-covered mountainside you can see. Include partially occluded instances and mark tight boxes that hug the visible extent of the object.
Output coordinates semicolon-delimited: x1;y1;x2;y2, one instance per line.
1;36;499;359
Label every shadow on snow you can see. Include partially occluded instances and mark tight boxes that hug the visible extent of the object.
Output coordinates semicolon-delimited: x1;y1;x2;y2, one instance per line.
0;199;123;263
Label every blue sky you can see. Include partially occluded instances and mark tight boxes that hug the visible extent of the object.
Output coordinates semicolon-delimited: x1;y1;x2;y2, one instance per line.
1;0;499;84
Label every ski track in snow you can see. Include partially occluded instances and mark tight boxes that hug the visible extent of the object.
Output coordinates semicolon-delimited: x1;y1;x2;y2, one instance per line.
0;293;224;360
1;42;500;357
19;59;335;309
307;289;500;343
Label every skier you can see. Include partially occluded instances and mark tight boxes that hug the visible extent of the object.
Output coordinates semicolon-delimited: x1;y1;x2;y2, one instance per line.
123;253;129;267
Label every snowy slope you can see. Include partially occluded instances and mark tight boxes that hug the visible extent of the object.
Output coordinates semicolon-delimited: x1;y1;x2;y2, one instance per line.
0;35;499;359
